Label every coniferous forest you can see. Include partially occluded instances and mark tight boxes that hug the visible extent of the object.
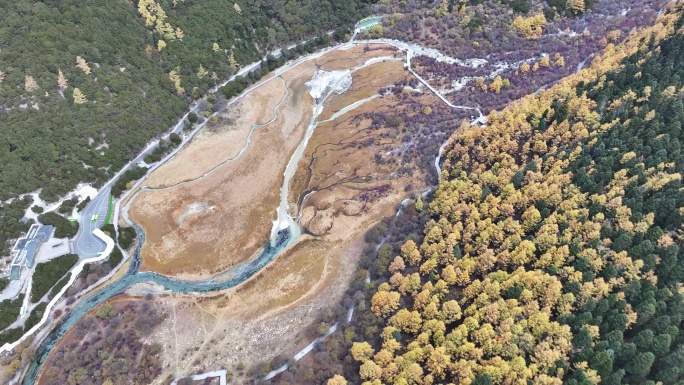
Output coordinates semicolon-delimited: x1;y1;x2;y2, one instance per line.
0;0;373;259
0;0;373;202
271;4;684;385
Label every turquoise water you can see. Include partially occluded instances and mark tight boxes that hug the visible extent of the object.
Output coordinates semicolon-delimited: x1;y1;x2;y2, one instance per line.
23;224;294;384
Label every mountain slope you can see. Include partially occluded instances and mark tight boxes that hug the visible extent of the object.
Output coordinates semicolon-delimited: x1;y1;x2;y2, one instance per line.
0;0;373;202
335;4;684;384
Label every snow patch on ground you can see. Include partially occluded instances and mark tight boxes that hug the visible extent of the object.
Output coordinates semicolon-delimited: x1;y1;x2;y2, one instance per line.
126;282;172;295
473;115;488;126
361;56;394;68
429;54;540;95
487;55;539;79
20;183;99;221
335;73;353;94
0;271;28;301
323;94;380;123
74;184;98;202
21;191;47;222
305;70;352;99
553;28;578;38
36;237;71;264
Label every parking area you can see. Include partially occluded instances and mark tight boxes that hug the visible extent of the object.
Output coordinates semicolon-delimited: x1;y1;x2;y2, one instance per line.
73;188;111;259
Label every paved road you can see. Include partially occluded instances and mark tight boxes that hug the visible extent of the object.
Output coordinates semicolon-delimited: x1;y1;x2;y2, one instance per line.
68;91;206;261
72;187;110;259
68;36;321;260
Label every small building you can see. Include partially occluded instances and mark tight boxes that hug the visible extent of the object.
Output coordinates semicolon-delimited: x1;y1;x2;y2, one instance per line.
8;224;54;280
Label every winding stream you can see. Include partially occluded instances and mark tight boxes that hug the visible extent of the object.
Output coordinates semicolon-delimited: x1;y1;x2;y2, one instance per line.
23;196;295;384
23;47;387;385
23;78;304;385
22;33;485;383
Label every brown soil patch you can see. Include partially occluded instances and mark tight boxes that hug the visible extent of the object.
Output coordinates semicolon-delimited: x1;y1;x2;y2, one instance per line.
142;236;366;384
138;56;444;382
83;45;445;382
145;79;288;188
288;60;415;222
127;45;404;280
129;71;315;279
317;59;406;122
314;44;399;71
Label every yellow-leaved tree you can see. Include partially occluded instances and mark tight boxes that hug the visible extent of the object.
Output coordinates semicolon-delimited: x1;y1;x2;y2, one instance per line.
73;88;87;104
57;70;68;92
512;13;546;39
326;375;347;385
350;8;684;383
76;56;91;74
24;75;38;93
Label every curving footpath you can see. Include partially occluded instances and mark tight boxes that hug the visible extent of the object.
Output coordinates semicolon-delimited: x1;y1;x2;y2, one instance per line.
171;370;227;385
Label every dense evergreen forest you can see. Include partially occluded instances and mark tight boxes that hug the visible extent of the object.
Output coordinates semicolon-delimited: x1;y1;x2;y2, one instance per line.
0;0;373;203
0;0;373;261
266;3;684;384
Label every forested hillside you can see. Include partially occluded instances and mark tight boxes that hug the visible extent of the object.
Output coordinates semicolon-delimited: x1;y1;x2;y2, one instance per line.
0;0;372;202
369;0;667;115
342;5;684;384
270;3;684;384
0;1;186;201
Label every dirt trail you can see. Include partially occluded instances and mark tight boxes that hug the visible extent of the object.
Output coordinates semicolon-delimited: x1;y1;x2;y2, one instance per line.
145;79;289;188
35;39;476;385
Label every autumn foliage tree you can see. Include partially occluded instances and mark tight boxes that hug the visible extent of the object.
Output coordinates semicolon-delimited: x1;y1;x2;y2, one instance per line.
327;374;348;385
348;6;684;385
511;13;546;39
